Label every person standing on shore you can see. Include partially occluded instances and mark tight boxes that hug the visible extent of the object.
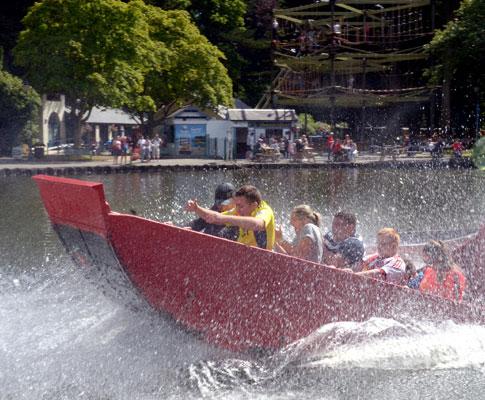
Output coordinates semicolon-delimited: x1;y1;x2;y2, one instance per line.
141;137;151;162
151;134;162;160
326;132;335;160
111;135;122;165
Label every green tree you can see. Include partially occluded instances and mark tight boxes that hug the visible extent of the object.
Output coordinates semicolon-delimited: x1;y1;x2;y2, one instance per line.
472;136;485;170
298;113;317;135
148;0;272;106
129;4;233;127
426;0;485;134
0;62;41;155
14;0;160;147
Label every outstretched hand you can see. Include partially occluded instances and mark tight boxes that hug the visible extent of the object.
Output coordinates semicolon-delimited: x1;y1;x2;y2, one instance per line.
185;199;199;213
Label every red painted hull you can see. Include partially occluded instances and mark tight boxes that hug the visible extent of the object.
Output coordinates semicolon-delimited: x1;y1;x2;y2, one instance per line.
33;175;485;352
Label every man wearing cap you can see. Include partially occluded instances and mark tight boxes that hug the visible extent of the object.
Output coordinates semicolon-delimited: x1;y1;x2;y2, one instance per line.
186;185;275;250
188;183;238;239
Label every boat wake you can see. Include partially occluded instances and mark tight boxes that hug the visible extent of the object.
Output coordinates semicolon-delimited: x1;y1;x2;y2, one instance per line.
188;318;485;398
2;259;485;400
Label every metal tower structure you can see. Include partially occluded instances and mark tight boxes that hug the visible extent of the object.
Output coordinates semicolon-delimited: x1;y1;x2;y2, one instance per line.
258;0;436;139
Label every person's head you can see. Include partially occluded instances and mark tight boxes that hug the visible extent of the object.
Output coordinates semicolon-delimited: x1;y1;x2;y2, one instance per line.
422;240;452;270
377;228;400;258
290;205;321;231
403;256;416;279
213;182;235;212
234;185;262;216
332;212;357;242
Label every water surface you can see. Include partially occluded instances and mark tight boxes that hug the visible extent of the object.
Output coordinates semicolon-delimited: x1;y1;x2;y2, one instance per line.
1;168;484;399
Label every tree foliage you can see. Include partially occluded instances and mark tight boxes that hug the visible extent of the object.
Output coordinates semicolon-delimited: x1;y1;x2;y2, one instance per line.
0;63;40;154
297;113;330;135
149;0;272;106
472;136;485;169
426;0;485;131
148;0;246;34
427;0;485;82
130;3;233;124
14;0;161;146
14;0;233;143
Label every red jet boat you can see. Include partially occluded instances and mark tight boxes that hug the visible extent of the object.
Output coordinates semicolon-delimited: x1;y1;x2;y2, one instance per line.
33;175;485;353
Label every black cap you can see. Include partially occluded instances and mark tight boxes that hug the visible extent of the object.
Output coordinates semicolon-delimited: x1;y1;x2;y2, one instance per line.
214;182;235;206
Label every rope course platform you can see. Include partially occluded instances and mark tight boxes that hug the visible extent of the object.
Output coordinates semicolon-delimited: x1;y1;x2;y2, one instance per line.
258;0;435;112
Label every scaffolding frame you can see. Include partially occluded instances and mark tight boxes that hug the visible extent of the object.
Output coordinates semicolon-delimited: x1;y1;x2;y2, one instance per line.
258;0;436;135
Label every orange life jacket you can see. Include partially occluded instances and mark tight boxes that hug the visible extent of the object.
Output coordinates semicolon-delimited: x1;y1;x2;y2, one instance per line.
419;266;466;302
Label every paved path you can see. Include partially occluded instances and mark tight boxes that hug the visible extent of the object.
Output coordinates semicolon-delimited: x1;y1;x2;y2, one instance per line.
0;152;461;177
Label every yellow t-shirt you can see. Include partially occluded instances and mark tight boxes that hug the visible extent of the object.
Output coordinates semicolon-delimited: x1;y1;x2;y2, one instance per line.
224;200;275;250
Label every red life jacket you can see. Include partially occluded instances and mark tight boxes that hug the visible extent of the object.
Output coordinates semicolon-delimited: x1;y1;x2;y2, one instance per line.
419;266;466;302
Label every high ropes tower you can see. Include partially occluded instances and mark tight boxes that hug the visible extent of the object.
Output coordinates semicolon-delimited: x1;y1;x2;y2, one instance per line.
258;0;436;139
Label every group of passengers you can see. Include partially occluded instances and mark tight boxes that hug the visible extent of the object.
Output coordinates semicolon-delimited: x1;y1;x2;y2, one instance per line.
185;183;467;303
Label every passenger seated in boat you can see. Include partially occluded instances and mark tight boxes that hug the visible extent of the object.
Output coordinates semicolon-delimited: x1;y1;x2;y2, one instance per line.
356;228;406;284
274;205;323;263
418;240;466;302
322;212;364;270
185;185;275;250
403;256;424;289
188;182;238;240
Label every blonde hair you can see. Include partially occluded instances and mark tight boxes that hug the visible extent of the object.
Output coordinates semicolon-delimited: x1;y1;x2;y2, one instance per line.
377;227;400;248
292;205;321;227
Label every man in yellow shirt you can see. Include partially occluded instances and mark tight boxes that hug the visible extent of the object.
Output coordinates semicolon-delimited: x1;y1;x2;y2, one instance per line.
185;185;275;250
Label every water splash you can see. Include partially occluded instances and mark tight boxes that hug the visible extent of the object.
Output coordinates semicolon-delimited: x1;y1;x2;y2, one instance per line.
188;318;485;399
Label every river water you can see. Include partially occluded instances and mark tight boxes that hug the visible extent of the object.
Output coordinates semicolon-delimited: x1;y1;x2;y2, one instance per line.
1;167;485;399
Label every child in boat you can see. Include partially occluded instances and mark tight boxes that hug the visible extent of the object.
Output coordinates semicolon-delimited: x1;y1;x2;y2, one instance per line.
356;228;406;284
274;205;323;263
403;256;424;289
419;240;466;302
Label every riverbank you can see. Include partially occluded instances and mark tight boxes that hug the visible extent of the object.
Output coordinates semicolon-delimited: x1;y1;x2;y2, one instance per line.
0;152;474;177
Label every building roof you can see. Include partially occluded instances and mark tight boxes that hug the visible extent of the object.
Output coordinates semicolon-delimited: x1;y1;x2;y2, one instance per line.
234;98;251;109
226;109;297;122
86;107;139;125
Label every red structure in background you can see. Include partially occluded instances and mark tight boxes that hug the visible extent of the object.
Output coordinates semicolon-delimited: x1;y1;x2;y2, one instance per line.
33;175;485;353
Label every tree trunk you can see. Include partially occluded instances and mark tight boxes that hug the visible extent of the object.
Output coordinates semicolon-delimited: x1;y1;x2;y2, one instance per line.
441;64;452;134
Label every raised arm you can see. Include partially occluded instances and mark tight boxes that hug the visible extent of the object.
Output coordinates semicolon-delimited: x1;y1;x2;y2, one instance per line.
185;199;220;222
208;213;266;231
185;199;265;231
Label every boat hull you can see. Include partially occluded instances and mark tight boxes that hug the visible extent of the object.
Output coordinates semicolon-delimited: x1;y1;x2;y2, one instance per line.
33;175;485;352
